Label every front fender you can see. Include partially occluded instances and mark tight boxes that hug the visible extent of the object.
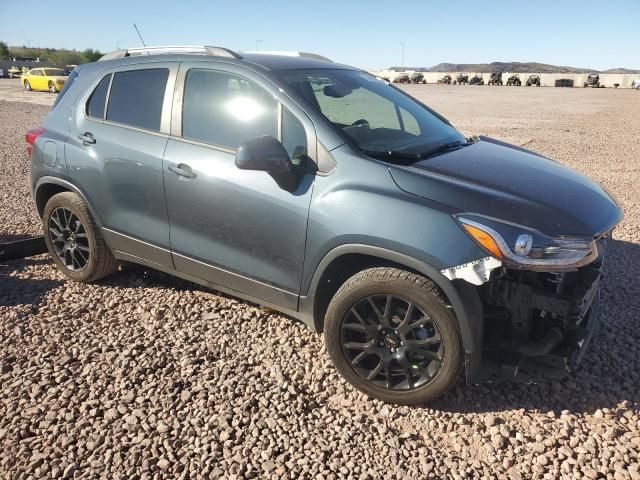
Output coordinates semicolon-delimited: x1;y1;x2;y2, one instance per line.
301;244;484;384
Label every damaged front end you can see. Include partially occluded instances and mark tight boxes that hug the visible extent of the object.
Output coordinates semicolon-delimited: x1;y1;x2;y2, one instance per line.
478;256;603;380
442;212;617;382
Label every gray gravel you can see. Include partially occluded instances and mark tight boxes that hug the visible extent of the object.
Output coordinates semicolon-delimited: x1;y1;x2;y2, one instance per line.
1;86;640;479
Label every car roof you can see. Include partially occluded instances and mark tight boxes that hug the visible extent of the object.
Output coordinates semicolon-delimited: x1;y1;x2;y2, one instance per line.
86;48;355;74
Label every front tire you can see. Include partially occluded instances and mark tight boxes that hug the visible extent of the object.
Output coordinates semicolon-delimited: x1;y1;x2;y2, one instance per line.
324;267;463;405
24;80;31;91
48;81;57;93
43;192;117;283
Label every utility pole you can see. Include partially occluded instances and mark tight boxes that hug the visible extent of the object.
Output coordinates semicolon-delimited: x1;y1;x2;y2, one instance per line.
400;41;405;70
116;40;123;50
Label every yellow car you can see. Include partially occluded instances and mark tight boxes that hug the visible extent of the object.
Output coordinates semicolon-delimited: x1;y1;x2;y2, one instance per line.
22;68;69;93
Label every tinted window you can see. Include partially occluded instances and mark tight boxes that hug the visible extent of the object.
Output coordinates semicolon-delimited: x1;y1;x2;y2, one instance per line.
279;69;463;155
86;74;111;119
51;68;79;110
182;69;277;149
282;108;307;165
44;68;67;76
106;69;169;131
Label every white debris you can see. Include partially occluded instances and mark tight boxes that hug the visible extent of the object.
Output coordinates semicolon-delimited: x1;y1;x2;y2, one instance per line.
441;256;502;285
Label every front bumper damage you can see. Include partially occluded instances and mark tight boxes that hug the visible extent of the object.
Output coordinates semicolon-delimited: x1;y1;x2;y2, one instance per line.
479;259;602;380
452;236;608;382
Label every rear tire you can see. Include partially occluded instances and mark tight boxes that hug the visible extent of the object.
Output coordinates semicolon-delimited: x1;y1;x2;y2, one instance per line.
43;192;117;283
324;267;463;405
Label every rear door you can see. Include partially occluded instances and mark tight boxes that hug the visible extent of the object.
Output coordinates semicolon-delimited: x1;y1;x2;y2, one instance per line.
31;69;44;90
65;62;178;267
163;62;317;309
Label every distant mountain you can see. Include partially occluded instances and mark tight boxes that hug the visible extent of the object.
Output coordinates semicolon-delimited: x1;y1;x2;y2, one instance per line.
601;67;640;74
388;62;640;74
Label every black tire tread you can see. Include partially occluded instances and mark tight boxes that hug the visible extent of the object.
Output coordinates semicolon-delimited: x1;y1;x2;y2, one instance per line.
324;267;462;405
44;192;116;282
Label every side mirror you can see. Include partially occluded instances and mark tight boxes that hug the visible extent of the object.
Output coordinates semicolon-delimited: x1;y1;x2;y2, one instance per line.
235;136;299;191
236;136;292;173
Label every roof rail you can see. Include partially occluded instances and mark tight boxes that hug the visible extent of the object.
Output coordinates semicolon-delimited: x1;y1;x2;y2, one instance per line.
244;51;333;63
98;45;242;62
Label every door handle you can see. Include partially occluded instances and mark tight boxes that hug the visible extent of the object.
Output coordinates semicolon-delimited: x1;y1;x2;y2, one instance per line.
77;132;96;146
168;163;197;179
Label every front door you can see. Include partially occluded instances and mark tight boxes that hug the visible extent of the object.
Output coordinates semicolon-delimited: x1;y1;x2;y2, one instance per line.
65;64;178;267
163;63;316;309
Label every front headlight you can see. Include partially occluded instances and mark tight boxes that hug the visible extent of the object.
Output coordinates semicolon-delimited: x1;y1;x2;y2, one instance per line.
455;213;598;271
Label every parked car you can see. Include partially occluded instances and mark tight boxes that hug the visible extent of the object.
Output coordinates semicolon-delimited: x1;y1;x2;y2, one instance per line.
487;72;503;86
469;74;484;85
437;74;452;85
526;74;541;87
22;68;69;93
393;73;411;84
410;72;425;84
8;66;24;78
584;73;600;88
632;79;640;90
455;73;469;85
506;74;522;86
27;46;622;404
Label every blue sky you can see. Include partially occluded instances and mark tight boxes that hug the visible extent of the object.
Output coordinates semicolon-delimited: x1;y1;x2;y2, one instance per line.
1;0;638;70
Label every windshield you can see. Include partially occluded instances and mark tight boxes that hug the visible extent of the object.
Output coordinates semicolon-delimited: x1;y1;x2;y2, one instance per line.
277;69;464;155
44;68;68;76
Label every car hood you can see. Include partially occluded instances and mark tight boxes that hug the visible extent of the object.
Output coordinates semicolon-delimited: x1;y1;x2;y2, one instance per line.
388;137;622;237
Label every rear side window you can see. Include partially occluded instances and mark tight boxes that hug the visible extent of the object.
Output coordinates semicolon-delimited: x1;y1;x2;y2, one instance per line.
51;68;79;110
106;69;169;131
86;74;111;119
182;69;278;149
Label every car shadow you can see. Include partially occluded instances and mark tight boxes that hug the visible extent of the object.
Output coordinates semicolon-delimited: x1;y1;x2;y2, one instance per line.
0;262;62;308
431;238;640;414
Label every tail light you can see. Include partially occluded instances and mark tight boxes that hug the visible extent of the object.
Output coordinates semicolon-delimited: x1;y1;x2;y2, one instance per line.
25;127;45;157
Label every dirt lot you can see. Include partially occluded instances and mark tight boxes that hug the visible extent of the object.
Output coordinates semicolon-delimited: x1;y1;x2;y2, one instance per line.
0;79;56;106
1;83;639;479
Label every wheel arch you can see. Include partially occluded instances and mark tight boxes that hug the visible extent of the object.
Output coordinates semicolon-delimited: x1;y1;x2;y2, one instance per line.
34;177;103;230
300;244;484;383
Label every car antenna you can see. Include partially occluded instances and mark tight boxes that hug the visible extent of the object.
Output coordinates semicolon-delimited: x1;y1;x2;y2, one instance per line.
133;23;147;47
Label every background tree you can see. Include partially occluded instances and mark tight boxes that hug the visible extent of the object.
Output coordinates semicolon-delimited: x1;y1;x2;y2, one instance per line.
81;49;103;63
0;41;10;60
6;45;103;65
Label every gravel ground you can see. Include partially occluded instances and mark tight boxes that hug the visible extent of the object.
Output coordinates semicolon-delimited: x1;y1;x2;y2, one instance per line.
1;86;639;479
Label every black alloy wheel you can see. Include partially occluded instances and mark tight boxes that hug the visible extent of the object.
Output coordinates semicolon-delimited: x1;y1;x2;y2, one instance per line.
48;206;90;271
340;294;443;391
324;267;463;405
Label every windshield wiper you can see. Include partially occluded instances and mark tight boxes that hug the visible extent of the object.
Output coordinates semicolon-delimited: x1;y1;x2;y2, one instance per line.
418;140;471;158
363;139;473;164
362;149;423;163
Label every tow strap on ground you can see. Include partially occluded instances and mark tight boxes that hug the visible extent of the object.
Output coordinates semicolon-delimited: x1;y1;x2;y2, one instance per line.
0;236;48;262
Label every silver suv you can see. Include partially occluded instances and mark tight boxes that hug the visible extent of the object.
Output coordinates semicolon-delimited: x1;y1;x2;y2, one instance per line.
28;46;621;404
